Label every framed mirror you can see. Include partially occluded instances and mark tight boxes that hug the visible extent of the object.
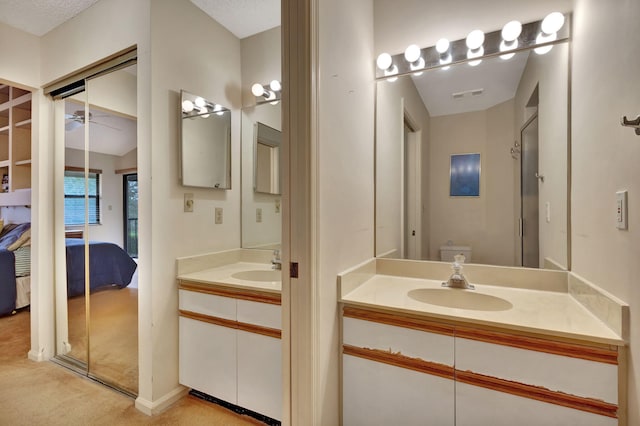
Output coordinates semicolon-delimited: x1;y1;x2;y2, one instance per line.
179;90;231;189
241;102;282;250
254;122;282;195
375;11;570;270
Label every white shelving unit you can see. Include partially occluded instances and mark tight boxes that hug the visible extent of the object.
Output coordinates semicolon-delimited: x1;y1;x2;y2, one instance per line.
0;84;32;205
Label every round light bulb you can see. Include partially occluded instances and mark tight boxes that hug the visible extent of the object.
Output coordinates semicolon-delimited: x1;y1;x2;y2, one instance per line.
181;100;194;113
436;38;450;54
535;32;556;54
502;20;522;42
410;57;425;75
499;39;518;60
404;44;421;63
194;97;206;108
376;53;393;70
200;106;210;118
467;46;484;66
541;12;565;35
265;90;276;101
251;83;265;97
466;29;485;50
270;80;281;92
384;64;398;82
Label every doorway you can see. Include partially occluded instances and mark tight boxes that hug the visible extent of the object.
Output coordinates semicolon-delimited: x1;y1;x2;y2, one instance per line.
123;173;138;258
403;118;421;260
520;113;540;268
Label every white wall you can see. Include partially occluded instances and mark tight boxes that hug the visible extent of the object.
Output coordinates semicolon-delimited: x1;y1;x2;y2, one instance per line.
65;147;125;246
375;77;431;259
317;0;375;423
514;44;569;269
429;100;515;266
148;0;242;406
571;0;640;423
0;22;40;89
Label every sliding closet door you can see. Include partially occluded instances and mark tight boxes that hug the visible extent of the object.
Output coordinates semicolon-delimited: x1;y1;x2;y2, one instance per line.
85;65;138;396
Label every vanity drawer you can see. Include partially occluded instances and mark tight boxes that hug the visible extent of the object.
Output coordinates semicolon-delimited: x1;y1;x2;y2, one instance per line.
237;299;281;330
455;333;619;404
343;316;454;365
179;289;236;320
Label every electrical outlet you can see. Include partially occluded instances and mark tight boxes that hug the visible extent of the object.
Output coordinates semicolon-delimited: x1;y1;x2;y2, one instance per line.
256;208;262;223
184;193;194;212
616;190;628;230
275;199;281;213
215;207;223;224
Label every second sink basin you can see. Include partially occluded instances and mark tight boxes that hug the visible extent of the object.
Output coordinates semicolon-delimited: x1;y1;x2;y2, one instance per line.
231;270;282;282
408;288;512;311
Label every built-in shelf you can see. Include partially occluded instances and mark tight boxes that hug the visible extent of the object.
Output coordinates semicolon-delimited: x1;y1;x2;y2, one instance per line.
0;188;31;206
14;160;31;166
14;119;31;129
0;125;8;134
0;160;10;168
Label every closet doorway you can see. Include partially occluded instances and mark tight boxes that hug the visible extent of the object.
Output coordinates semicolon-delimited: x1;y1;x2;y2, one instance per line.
52;54;139;397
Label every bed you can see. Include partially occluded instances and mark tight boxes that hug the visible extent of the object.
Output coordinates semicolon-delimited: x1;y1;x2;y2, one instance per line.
65;239;137;297
0;223;137;316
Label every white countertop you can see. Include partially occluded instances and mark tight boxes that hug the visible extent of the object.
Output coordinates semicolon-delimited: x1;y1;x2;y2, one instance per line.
178;261;282;294
341;274;624;346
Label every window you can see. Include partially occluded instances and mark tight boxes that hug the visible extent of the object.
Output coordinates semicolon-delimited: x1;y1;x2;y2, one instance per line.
64;170;101;225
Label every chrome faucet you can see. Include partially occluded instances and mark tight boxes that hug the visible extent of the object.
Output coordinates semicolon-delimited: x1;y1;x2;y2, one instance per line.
271;249;282;270
442;254;475;290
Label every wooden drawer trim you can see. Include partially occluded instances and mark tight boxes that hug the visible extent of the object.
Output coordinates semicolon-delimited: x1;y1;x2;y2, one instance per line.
179;280;281;305
180;310;281;339
343;306;455;337
456;369;618;419
343;344;454;380
456;326;618;365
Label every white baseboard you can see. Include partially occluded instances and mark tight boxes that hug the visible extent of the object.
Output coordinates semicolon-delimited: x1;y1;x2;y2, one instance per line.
28;349;46;362
135;385;189;416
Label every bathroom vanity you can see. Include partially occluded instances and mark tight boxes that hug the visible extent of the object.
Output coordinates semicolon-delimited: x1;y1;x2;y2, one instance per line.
176;249;282;421
339;258;628;426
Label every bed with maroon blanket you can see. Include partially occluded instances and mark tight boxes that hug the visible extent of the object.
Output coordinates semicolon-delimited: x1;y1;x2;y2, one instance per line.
65;239;137;297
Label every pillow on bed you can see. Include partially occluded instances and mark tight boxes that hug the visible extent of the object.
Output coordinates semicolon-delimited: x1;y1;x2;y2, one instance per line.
14;246;30;277
0;222;30;251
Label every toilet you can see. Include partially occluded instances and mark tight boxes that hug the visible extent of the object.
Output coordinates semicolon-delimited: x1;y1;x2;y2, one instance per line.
439;244;472;262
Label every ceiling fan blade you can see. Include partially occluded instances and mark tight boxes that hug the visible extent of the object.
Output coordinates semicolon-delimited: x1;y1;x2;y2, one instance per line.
89;120;121;131
65;120;82;132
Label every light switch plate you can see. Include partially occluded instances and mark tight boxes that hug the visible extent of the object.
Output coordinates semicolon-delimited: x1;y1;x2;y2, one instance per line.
215;207;223;224
184;193;194;212
616;190;628;230
256;208;262;223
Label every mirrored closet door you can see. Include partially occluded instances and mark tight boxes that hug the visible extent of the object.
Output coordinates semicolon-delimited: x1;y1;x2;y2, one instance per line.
53;56;139;397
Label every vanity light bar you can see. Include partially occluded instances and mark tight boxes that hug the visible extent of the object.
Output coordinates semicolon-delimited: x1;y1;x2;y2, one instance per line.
375;12;571;80
252;80;282;105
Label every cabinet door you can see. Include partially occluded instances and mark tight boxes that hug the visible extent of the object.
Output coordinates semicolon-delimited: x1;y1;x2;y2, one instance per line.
179;317;237;404
343;354;454;426
456;382;617;426
237;330;282;420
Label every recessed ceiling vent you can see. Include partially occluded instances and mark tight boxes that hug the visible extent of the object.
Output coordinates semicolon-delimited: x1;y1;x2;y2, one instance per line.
452;88;484;100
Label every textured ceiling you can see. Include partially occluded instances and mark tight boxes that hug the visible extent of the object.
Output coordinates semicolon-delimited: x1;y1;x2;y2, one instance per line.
190;0;280;39
0;0;99;36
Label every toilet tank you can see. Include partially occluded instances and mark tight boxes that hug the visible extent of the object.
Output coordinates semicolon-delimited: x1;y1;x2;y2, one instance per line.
440;245;472;262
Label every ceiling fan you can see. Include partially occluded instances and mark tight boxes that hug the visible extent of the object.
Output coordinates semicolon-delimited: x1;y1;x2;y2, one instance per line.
65;110;121;132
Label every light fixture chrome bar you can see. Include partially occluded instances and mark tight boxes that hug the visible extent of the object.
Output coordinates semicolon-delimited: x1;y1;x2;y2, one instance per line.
375;13;571;80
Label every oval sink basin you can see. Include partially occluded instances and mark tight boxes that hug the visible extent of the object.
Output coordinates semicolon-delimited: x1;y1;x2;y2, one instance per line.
231;270;282;282
407;288;512;311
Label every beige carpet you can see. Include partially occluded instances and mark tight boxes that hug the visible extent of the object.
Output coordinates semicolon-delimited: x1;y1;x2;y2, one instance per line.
0;310;266;425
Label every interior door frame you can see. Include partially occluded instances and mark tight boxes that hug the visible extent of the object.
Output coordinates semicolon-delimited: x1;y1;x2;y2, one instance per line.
519;112;540;268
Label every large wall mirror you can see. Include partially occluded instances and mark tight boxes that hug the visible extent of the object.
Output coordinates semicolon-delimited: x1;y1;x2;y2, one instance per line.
241;101;282;250
375;1;572;270
180;90;231;189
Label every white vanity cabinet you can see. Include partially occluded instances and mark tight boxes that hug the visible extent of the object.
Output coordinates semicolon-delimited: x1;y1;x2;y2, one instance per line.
179;280;282;421
342;307;456;425
341;305;625;426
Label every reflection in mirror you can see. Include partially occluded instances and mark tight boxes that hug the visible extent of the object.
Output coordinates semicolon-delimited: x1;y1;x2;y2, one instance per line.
254;122;281;195
241;102;282;250
180;90;231;189
376;40;569;270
